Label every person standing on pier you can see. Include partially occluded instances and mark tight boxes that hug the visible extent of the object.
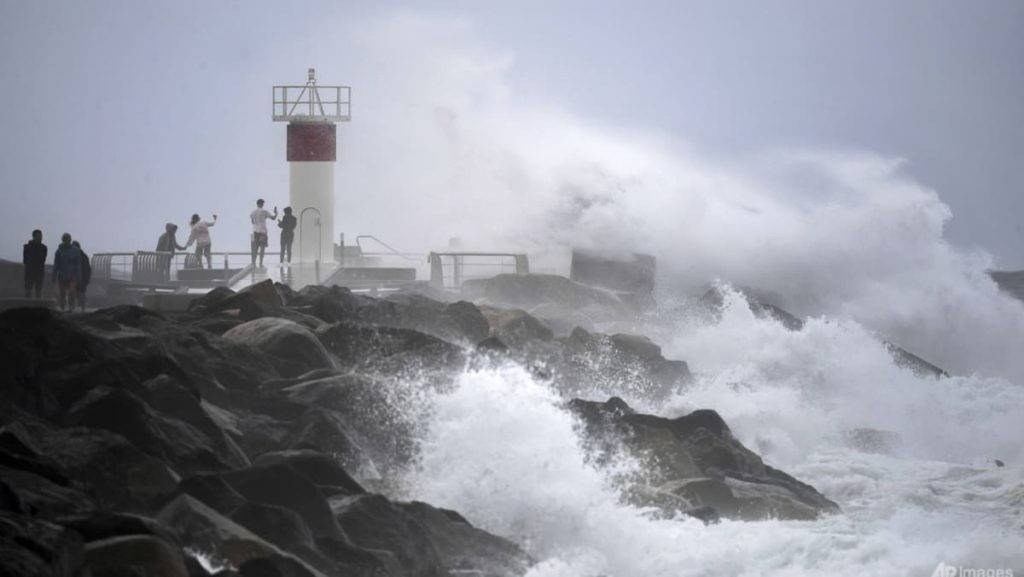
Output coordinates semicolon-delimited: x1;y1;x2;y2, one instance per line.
185;213;217;269
52;233;81;312
23;229;47;298
156;223;186;254
278;206;297;264
250;199;277;268
72;240;91;312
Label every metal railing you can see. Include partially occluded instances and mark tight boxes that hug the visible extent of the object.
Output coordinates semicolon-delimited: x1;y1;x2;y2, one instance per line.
92;250;289;286
428;252;529;290
272;85;350;122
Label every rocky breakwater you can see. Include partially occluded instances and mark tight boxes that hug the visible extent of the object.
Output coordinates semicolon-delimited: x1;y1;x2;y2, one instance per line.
0;278;839;576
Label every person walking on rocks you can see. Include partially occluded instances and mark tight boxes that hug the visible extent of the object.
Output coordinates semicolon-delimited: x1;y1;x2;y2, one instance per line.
23;229;47;298
52;233;81;312
278;206;297;264
250;199;277;268
185;213;217;269
72;240;91;312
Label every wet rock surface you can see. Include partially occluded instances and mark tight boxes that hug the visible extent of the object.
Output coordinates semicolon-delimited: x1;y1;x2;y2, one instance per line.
568;397;841;521
0;284;838;575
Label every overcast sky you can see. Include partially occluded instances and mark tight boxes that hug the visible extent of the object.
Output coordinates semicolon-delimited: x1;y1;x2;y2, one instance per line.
1;0;1022;267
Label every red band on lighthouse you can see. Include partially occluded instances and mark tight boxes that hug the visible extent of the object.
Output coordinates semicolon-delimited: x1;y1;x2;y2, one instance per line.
287;123;336;162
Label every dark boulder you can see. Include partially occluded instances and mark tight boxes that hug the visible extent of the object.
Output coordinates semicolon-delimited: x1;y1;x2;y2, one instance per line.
568;397;840;521
277;374;418;472
223;318;337;378
400;501;532;577
252;450;365;497
219;465;345;542
556;328;691;400
178;474;248;515
316;321;465;377
27;424;179;514
0;511;84;577
237;554;321;577
478;307;553;349
65;512;181;548
330;494;445;577
279;409;376;481
156;495;322;575
83;534;190;577
67;386;229;475
0;464;96;520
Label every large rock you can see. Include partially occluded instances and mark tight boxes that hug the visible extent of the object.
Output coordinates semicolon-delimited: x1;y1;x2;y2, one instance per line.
279;409;377;481
67;385;231;475
0;511;84;577
223;318;337;377
218;465;345;542
275;374;418;472
330;494;444;577
478;307;554;349
400;501;533;577
0;464;96;520
156;495;326;575
331;494;532;577
25;424;180;514
252;450;365;497
83;534;190;577
554;328;691;401
316;321;465;378
568;397;840;521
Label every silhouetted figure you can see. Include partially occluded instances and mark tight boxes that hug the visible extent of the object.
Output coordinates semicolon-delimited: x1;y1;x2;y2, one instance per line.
250;199;277;268
23;229;47;298
185;213;217;269
52;233;81;312
72;240;91;312
156;222;186;277
278;206;297;264
156;223;186;254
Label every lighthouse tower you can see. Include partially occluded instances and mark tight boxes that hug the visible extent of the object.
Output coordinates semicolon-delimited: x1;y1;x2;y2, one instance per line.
273;69;350;263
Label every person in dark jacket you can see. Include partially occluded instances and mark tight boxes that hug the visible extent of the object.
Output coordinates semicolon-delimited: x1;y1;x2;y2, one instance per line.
278;206;297;264
156;222;186;277
52;233;81;312
23;229;47;298
156;223;186;254
72;241;91;312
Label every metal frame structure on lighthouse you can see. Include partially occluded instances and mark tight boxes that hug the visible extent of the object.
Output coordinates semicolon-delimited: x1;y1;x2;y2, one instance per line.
272;69;350;264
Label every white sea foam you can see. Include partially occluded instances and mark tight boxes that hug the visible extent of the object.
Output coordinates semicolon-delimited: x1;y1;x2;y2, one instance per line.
408;309;1024;576
348;13;1024;576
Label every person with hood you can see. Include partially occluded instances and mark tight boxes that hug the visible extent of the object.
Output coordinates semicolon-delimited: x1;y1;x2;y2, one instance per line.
71;240;91;312
185;213;217;269
278;206;297;264
52;233;81;312
156;223;186;254
23;229;47;298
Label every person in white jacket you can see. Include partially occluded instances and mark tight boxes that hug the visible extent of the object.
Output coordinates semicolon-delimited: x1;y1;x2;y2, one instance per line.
185;213;217;269
249;198;278;268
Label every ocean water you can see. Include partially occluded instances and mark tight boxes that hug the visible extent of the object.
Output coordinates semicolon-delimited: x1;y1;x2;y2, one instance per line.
406;288;1024;577
339;16;1024;574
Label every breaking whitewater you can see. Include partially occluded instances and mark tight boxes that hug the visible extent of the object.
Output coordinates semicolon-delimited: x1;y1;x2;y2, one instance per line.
397;283;1024;577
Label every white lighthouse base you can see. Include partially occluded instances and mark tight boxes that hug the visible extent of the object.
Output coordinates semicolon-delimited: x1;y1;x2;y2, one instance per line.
289;161;335;263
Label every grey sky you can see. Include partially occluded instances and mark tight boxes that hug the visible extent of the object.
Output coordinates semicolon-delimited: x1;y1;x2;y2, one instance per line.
1;0;1023;266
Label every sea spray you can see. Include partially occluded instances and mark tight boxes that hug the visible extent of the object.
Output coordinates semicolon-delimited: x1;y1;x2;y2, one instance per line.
405;300;1024;575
